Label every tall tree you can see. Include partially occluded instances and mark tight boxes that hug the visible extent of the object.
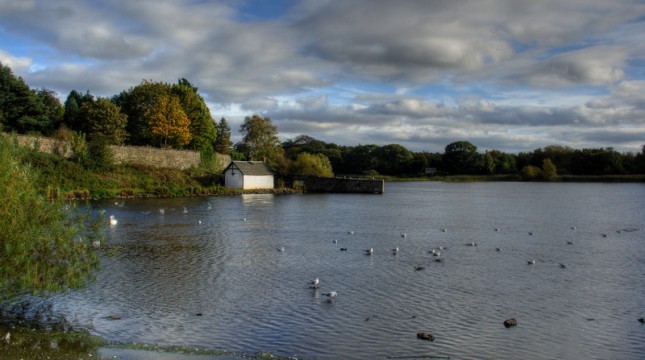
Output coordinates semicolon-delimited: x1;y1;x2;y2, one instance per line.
63;90;95;133
113;80;172;146
239;114;283;162
214;117;233;155
443;140;483;175
171;80;217;151
81;98;128;145
0;62;61;134
147;94;192;148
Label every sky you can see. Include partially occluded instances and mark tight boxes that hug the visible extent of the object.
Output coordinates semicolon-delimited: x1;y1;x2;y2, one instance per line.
1;0;644;154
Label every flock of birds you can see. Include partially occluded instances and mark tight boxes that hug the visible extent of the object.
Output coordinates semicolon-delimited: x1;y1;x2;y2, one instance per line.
287;224;610;297
102;200;627;305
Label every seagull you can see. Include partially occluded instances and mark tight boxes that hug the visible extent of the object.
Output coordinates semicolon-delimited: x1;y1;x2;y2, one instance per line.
392;247;399;253
183;206;188;214
429;249;437;255
528;232;533;236
559;263;567;268
323;291;337;299
348;231;355;235
601;233;608;238
528;259;536;265
494;228;500;232
433;251;441;257
364;248;374;255
114;201;124;207
333;240;338;244
159;208;165;215
441;228;448;232
495;247;502;252
340;247;348;251
567;241;574;245
108;215;118;226
207;202;212;210
571;226;577;230
414;266;425;271
401;233;407;238
277;246;285;252
309;278;319;288
467;242;477;247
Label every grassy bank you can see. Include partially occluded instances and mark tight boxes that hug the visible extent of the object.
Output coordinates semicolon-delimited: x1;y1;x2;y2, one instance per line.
16;144;254;200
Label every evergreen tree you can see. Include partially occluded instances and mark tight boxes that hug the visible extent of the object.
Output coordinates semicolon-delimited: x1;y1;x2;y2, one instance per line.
214;117;233;155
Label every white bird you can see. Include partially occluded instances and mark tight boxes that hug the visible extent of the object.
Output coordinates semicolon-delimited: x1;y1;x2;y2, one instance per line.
333;240;338;244
441;228;448;232
109;215;118;226
528;259;536;265
494;228;500;232
401;233;407;238
392;247;399;253
2;332;9;344
309;278;319;288
364;248;374;255
433;251;441;257
571;226;577;230
183;206;188;214
348;231;354;235
114;201;124;207
207;202;212;210
159;208;165;215
430;249;437;255
323;291;337;299
277;246;285;252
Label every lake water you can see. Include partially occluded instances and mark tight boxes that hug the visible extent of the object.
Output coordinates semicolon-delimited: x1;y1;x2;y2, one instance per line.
52;182;645;359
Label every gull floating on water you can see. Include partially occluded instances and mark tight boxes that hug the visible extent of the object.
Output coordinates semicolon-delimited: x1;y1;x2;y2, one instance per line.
207;202;212;210
364;248;374;255
159;208;165;215
496;247;502;252
109;215;118;226
441;228;448;232
392;247;399;253
348;231;354;235
183;206;188;214
401;233;407;238
567;241;574;245
528;259;536;265
309;278;319;288
323;291;337;299
559;263;566;268
277;246;285;252
340;247;348;251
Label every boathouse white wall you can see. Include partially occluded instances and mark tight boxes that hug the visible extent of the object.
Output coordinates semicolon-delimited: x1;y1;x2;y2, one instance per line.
223;161;274;190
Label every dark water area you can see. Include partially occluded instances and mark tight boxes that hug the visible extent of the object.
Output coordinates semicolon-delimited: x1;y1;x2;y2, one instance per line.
48;182;645;359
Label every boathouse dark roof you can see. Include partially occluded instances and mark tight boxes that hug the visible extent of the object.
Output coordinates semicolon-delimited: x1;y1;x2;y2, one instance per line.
225;161;274;176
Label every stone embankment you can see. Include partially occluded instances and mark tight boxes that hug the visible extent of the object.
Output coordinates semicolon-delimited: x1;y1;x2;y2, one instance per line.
9;134;231;170
304;176;384;194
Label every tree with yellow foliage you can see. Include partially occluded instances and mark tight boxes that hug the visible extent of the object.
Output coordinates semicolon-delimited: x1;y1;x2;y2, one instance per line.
147;94;192;148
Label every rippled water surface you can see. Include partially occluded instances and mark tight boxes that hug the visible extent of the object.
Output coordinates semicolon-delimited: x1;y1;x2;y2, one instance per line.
52;182;645;359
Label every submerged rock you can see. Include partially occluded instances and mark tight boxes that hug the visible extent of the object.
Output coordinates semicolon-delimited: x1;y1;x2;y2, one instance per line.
416;332;435;341
503;318;517;328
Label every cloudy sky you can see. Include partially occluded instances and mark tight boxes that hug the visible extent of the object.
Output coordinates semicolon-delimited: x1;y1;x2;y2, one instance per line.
1;0;644;153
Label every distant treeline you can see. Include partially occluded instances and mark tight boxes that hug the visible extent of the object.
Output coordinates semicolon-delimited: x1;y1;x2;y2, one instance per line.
2;62;643;178
281;136;645;178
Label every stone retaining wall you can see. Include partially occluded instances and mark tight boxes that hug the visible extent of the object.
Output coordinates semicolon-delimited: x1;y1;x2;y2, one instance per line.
304;176;384;194
8;134;231;170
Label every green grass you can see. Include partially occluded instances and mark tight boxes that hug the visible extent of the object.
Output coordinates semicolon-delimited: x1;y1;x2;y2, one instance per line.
14;146;240;199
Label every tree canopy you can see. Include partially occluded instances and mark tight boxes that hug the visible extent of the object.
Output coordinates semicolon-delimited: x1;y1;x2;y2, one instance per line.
239;114;284;163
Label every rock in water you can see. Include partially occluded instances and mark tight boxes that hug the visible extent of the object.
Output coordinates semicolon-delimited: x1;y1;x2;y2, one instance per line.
503;318;517;328
416;332;435;341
